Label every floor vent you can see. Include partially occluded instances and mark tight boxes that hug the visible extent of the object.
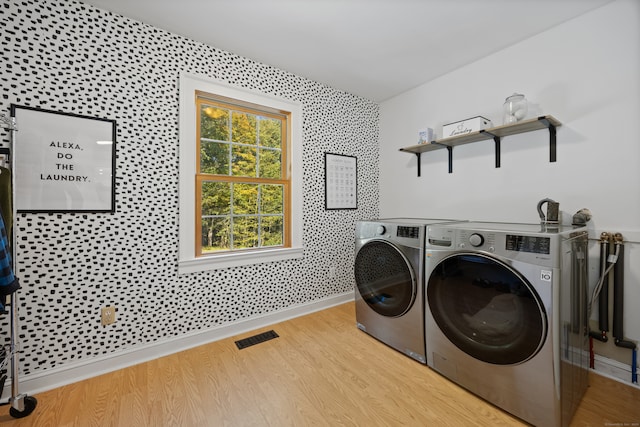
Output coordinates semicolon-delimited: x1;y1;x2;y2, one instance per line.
235;330;279;350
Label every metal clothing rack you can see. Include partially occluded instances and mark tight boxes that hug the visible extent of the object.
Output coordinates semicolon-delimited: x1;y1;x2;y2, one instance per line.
0;112;37;418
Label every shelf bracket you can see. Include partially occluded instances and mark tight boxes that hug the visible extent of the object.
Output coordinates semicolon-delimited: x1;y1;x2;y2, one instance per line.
446;146;453;174
414;152;421;177
539;117;557;162
483;131;501;168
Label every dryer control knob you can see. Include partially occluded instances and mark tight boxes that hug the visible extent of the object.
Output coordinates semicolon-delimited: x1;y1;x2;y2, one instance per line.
469;233;484;247
376;225;386;235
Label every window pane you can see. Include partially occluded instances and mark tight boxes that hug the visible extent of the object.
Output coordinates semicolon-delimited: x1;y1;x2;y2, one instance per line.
231;112;257;145
233;183;258;214
200;141;229;174
193;91;291;258
201;217;230;253
260;184;283;214
231;144;257;177
200;105;229;140
261;216;283;247
202;181;230;215
233;216;259;249
258;148;281;179
258;117;281;148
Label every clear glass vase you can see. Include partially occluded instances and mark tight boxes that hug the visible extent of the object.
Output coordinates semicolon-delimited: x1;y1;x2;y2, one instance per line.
503;93;528;124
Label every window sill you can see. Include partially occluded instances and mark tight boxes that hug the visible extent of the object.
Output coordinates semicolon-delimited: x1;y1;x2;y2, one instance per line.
178;246;305;274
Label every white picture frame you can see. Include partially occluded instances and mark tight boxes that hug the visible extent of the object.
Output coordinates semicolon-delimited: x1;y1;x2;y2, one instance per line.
11;105;116;213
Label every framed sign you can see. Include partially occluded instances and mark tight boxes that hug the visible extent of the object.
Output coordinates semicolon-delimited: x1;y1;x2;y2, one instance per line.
324;152;357;210
11;105;116;213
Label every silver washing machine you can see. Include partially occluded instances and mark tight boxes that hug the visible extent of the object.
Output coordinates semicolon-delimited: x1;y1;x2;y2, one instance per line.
424;222;589;426
354;218;461;364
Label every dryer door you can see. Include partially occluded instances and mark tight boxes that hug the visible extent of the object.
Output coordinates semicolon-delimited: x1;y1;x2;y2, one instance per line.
427;253;547;365
355;240;416;317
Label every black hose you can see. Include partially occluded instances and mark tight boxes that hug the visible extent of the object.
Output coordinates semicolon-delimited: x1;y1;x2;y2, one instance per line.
598;236;609;333
615;339;636;350
613;239;624;339
612;236;637;350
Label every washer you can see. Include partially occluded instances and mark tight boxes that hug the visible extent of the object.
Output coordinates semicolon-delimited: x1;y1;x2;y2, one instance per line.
424;221;589;426
354;218;461;364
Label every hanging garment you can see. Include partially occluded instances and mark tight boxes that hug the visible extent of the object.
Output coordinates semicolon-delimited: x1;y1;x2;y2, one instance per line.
0;213;19;313
0;166;11;242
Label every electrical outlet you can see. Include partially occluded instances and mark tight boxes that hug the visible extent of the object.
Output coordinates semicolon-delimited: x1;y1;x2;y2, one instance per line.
101;306;116;326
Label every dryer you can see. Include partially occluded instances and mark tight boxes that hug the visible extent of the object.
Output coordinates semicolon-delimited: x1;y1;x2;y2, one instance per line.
354;218;460;364
424;221;589;427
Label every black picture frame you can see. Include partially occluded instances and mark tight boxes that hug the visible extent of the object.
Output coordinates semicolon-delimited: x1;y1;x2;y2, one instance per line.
324;152;357;210
11;105;116;213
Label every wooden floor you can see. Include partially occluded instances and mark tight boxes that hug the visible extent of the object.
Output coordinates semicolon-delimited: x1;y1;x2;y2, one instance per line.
1;302;639;426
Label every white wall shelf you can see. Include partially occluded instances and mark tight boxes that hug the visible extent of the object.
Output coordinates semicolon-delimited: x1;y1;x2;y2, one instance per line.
400;115;561;175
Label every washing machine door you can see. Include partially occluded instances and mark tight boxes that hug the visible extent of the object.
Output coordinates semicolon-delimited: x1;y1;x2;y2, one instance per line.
427;253;547;365
355;240;416;317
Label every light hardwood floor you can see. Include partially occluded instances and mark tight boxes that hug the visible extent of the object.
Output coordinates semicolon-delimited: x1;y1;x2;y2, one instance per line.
1;302;639;426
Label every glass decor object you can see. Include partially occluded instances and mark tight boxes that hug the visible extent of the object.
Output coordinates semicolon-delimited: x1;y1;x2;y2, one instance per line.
503;93;528;124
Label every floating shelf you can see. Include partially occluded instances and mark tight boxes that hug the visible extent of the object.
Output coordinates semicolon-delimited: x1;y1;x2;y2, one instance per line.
400;115;561;175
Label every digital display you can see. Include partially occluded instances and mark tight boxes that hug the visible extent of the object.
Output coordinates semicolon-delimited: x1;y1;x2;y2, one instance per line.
505;234;550;254
397;226;420;239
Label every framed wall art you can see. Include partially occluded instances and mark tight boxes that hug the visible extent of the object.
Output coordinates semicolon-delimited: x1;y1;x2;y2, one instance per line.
11;105;116;213
324;152;357;210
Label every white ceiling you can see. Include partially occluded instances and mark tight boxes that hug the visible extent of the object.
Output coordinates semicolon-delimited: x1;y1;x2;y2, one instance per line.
81;0;613;102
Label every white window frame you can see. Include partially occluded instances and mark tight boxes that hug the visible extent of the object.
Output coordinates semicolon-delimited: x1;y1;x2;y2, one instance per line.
178;73;304;274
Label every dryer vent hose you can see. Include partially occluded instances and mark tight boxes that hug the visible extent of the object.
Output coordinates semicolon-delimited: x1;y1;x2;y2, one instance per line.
537;198;559;223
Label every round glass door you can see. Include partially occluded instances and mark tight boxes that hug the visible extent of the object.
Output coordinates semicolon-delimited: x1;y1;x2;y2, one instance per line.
427;253;547;365
355;240;416;317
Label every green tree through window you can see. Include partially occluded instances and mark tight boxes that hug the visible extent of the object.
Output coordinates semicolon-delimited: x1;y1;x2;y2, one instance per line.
196;95;290;255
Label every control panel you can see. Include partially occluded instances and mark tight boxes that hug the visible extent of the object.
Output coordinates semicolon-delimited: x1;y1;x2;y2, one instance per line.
457;229;497;253
397;226;420;239
356;222;425;248
426;224;564;268
505;234;551;255
429;226;550;255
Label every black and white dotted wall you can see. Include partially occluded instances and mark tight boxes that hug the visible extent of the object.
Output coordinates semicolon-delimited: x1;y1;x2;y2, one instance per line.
0;0;379;375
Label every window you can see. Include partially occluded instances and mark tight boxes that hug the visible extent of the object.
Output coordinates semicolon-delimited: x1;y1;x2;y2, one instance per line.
196;94;289;254
179;74;303;273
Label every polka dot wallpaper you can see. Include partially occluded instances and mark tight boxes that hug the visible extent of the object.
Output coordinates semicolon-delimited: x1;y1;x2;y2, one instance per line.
0;0;379;376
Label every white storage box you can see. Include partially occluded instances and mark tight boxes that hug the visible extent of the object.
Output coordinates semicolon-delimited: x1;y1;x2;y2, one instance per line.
417;127;434;144
442;116;492;139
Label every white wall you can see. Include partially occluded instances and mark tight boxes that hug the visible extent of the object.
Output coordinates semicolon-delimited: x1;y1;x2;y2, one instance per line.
380;0;640;357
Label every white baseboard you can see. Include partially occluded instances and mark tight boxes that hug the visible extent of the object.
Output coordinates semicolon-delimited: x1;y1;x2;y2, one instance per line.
2;291;354;400
592;353;640;389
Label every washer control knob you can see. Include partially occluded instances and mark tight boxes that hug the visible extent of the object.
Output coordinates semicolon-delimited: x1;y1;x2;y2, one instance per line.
469;233;484;247
488;246;495;253
376;225;386;235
